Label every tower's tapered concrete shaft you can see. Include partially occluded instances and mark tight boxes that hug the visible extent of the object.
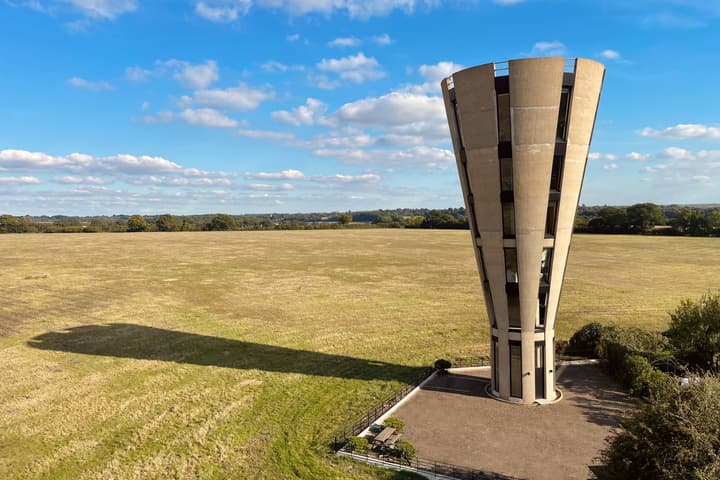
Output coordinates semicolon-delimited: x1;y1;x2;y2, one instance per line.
442;57;605;404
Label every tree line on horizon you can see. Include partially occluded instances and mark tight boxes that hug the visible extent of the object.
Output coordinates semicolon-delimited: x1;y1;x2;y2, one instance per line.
0;203;718;236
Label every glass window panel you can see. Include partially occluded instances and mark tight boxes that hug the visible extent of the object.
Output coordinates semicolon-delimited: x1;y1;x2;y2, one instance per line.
492;337;499;392
510;342;522;398
502;203;515;237
505;248;518;283
500;157;513;192
556;89;570;141
508;289;521;328
540;248;552;284
550;155;562;191
538;291;548;326
546;201;558;236
498;94;511;142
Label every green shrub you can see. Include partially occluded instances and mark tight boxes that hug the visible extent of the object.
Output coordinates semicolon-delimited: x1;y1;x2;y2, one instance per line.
665;293;720;371
345;436;368;454
383;417;405;432
598;376;720;480
392;440;416;464
566;322;611;357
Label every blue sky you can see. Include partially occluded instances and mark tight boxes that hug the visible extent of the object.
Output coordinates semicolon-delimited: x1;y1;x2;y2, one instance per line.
1;0;719;215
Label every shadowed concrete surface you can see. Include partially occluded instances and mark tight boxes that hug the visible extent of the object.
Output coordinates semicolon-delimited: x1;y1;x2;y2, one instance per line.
392;364;634;480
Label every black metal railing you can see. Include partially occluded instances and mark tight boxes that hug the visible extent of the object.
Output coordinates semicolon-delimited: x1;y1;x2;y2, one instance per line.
339;446;522;480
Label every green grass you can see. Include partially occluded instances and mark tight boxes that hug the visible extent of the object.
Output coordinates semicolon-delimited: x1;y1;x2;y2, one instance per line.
0;230;717;479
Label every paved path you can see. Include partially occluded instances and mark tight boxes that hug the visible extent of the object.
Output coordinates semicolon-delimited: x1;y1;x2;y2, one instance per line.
392;364;634;480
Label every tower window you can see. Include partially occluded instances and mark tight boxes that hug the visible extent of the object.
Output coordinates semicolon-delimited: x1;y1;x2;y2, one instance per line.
502;203;515;237
546;201;558;236
500;157;513;192
557;88;570;141
504;248;518;283
497;93;511;142
550;155;563;192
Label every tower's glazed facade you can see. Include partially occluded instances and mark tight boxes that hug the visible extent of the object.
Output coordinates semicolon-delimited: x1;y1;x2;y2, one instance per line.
442;57;604;404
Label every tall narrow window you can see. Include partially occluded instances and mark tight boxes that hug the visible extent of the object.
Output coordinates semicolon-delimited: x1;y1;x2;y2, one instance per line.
538;291;548;326
508;289;521;328
510;341;522;398
502;203;515;237
497;94;511;142
556;88;570;141
492;337;499;392
546;201;558;236
504;248;518;283
535;342;545;399
500;157;513;192
550;155;563;191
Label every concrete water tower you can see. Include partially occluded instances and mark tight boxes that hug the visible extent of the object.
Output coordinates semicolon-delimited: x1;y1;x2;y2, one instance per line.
441;57;605;404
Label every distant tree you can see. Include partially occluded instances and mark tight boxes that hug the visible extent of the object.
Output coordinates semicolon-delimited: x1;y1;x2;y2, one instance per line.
665;293;720;370
155;214;178;232
598;206;628;233
597;376;720;480
706;210;720;232
0;214;22;233
338;213;352;225
671;208;708;235
627;203;665;233
206;214;237;231
127;215;149;232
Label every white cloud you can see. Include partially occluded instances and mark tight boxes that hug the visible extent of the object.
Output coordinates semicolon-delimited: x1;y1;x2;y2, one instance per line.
187;83;273;110
530;41;567;56
0;149;231;179
68;77;113;91
132;176;233;186
310;173;381;183
143;111;175;124
244;169;305;180
588;152;618;161
328;37;361;47
637;123;720;140
407;60;464;94
53;175;106;184
286;33;300;42
64;0;137;19
178;108;238;128
334;91;445;126
661;146;694;160
261;60;304;73
596;49;621;60
141;101;150;111
236;129;295;140
194;1;251;22
313;145;454;169
494;0;526;4
0;176;41;184
372;33;392;45
603;163;618;171
125;66;153;82
317;52;385;84
626;152;650;161
272;98;330;127
158;59;219;89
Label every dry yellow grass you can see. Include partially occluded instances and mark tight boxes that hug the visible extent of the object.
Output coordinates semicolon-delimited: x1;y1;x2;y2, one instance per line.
0;230;717;479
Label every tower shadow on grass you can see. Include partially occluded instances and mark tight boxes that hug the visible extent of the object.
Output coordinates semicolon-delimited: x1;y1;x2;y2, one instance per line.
27;323;424;382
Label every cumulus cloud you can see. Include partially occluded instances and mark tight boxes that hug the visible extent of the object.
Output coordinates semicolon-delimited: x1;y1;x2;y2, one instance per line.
244;169;305;180
261;60;304;73
0;149;231;179
64;0;137;19
158;59;219;89
125;66;154;82
317;52;385;84
194;1;251;22
596;49;621;60
131;176;233;186
310;173;381;183
328;37;361;47
272;98;330;127
603;163;619;171
185;83;273;110
178;108;238;128
313;145;454;169
529;41;567;56
0;176;41;184
406;60;464;94
68;77;113;90
372;33;392;45
53;175;107;184
588;152;618;161
637;123;720;140
626;152;650;161
236;129;295;141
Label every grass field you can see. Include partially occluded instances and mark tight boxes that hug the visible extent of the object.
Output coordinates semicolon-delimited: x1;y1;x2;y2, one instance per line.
1;230;718;479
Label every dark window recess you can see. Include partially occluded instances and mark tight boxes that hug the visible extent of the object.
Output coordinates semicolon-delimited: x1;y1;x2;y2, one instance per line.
492;337;500;392
550;155;563;191
497;93;511;142
510;341;522;398
508;289;521;328
538;291;548;326
546;201;558;236
500;157;513;192
504;248;518;283
556;88;570;141
535;342;545;399
502;203;516;237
